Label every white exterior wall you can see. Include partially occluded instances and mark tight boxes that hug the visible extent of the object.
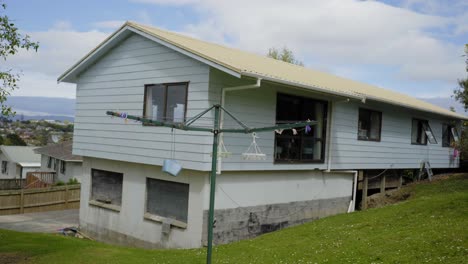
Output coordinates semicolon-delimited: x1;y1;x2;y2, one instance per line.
209;69;459;171
212;171;354;210
0;152;15;179
79;157;208;248
73;33;214;172
40;155;82;182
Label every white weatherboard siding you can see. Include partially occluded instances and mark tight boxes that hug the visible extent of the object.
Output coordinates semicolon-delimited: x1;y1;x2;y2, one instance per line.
209;69;459;171
212;171;353;210
331;101;459;169
79;157;208;248
73;33;213;171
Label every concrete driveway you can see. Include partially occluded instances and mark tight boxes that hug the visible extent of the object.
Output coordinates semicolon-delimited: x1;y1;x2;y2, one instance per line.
0;209;79;233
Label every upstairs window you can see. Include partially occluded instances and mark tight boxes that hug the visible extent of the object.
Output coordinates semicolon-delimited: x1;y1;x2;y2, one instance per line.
275;93;327;163
1;161;7;174
411;119;437;145
358;108;382;141
144;83;188;123
442;124;459;147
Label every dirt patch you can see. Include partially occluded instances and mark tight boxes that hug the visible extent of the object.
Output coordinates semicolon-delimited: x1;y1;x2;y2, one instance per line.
0;253;29;264
366;188;412;209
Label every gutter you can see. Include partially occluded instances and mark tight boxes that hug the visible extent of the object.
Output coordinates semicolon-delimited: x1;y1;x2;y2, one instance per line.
217;78;262;174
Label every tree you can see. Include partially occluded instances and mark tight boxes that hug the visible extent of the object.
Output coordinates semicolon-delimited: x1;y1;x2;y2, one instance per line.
267;47;304;66
454;44;468;110
5;133;26;146
0;2;39;116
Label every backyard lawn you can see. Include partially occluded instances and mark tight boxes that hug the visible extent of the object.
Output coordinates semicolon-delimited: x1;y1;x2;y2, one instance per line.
0;174;467;264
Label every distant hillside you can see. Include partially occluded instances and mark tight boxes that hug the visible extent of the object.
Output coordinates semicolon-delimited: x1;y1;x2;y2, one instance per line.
6;96;75;121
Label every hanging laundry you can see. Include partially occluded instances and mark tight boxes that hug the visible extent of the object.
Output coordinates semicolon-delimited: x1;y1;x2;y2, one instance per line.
305;125;312;134
275;129;284;135
292;128;298;135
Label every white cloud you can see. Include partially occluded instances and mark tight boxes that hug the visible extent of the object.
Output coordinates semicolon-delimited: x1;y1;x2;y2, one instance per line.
4;25;108;98
92;20;125;30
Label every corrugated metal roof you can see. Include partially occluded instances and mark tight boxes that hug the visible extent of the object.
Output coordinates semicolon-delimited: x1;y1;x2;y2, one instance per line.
60;21;467;120
34;141;83;162
0;146;41;164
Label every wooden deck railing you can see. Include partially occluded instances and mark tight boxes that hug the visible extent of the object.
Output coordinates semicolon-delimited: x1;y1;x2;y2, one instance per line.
25;172;57;189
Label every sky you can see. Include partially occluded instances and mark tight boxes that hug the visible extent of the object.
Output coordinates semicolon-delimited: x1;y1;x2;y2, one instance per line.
3;0;468;99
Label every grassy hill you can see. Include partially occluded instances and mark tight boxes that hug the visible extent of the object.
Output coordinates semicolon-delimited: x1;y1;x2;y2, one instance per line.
0;174;467;264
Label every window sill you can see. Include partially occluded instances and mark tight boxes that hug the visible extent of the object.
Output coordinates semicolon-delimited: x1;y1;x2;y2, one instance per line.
274;160;324;164
89;200;121;212
143;212;187;229
411;142;427;146
357;137;381;142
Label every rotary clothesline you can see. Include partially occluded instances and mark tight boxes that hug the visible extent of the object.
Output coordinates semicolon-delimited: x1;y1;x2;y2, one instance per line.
106;105;317;264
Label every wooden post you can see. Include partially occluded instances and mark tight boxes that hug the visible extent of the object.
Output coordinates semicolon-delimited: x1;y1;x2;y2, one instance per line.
380;174;386;193
361;171;368;210
398;172;403;189
19;189;24;214
64;185;69;209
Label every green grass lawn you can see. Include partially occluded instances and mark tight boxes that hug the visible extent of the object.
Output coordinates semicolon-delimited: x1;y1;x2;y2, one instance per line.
1;174;467;264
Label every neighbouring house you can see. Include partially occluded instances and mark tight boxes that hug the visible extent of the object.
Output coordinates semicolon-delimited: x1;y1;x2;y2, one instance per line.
34;141;83;183
57;21;466;249
0;146;41;179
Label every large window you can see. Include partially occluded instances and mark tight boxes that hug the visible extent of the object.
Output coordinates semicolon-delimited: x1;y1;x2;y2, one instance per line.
358;108;382;141
146;178;189;223
442;124;459;147
91;169;123;206
144;83;188;123
411;119;437;145
274;93;327;163
47;157;52;168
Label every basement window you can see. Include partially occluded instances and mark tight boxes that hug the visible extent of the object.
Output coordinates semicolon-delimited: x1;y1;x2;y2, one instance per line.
90;169;123;208
274;93;328;163
442;124;459;147
146;178;189;224
144;83;188;123
411;119;437;145
358;108;382;141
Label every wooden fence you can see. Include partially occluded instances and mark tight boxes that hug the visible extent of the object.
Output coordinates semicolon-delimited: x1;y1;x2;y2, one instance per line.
0;184;80;216
0;179;25;190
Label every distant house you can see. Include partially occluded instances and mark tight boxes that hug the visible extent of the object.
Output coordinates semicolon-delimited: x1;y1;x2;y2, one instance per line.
0;146;41;179
58;21;466;249
34;141;83;182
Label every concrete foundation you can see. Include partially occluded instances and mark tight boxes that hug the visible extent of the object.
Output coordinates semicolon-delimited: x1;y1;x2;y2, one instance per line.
202;196;351;245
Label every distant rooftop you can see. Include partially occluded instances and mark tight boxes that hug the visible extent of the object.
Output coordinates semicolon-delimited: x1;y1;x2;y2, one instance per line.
0;146;41;164
34;141;82;162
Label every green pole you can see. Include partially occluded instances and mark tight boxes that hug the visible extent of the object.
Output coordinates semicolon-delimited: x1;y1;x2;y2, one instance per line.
207;104;220;264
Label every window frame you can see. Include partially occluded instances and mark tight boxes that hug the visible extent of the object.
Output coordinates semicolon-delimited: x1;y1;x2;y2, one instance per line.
442;123;459;148
273;93;328;164
142;82;189;124
357;108;382;142
144;177;189;228
89;168;124;211
47;156;52;169
1;161;7;174
60;160;66;174
411;118;437;145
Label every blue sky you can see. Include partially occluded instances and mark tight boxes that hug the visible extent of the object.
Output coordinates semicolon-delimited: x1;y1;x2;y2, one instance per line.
3;0;468;101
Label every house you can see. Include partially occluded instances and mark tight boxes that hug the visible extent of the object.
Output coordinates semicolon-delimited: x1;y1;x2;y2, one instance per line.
34;141;83;183
58;21;465;249
0;146;41;179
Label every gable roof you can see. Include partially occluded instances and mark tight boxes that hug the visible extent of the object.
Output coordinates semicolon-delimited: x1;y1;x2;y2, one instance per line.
34;141;82;162
0;146;41;166
58;21;467;120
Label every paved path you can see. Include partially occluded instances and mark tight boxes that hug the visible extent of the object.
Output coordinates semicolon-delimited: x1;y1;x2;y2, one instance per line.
0;209;79;233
